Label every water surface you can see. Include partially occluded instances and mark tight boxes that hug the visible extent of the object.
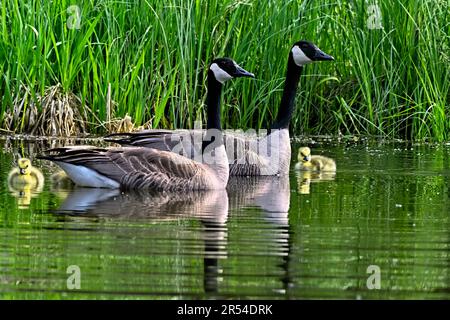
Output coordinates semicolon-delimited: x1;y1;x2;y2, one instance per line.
0;136;448;299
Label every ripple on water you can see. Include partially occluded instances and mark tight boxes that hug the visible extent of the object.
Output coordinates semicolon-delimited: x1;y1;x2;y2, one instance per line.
0;139;449;299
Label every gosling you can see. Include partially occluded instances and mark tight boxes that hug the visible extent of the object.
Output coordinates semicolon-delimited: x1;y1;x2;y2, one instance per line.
8;157;45;190
294;147;336;172
50;170;74;187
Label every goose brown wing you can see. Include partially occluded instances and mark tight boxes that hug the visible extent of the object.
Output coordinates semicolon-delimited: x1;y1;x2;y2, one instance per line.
104;129;202;159
39;146;206;190
224;133;264;176
105;130;268;176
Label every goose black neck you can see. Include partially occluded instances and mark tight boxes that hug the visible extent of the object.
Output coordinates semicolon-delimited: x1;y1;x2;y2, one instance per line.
203;71;224;152
271;54;303;130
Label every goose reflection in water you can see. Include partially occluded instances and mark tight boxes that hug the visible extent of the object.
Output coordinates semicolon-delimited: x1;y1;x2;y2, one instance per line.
55;187;228;222
296;170;336;194
51;175;293;296
227;175;293;294
52;186;228;295
8;185;44;209
227;176;290;224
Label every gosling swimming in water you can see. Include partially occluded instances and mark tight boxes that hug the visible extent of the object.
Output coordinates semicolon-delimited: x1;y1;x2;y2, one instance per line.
8;158;45;189
294;147;336;172
8;158;45;208
50;170;74;187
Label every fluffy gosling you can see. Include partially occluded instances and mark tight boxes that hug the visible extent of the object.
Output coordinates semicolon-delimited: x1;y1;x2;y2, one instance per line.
294;147;336;172
8;158;45;189
8;158;44;208
50;170;74;187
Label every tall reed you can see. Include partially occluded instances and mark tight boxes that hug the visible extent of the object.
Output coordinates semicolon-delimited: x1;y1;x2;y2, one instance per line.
0;0;448;140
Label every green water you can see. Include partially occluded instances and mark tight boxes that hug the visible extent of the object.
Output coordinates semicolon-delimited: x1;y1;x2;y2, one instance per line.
0;136;448;299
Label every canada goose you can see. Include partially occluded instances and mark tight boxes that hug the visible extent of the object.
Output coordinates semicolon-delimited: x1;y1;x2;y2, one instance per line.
38;58;254;190
294;147;336;172
105;41;334;176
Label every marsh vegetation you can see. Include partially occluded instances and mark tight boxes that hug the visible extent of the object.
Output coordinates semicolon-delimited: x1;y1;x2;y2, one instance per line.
0;0;448;140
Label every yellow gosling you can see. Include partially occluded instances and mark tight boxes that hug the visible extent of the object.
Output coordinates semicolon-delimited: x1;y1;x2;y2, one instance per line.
8;158;44;209
49;170;74;203
8;158;45;190
294;147;336;172
50;170;74;187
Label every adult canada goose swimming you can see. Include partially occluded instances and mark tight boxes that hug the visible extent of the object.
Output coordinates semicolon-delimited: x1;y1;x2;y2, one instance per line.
105;41;334;176
294;146;336;172
38;58;254;190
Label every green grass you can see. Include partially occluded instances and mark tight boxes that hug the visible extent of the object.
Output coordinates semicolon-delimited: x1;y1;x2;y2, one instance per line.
0;0;449;141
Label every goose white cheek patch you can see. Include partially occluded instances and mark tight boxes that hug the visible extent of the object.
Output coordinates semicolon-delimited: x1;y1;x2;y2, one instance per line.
292;46;312;66
210;63;233;83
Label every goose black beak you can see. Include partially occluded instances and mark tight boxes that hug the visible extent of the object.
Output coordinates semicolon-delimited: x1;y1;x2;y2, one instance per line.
234;65;255;78
314;48;334;61
20;168;26;175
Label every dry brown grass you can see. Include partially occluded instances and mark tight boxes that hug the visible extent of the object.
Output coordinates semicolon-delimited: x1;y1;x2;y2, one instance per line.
2;84;93;136
2;83;148;137
107;114;139;133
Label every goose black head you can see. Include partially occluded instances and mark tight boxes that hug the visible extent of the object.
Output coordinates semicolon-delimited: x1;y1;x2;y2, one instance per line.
291;41;334;67
209;58;255;84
